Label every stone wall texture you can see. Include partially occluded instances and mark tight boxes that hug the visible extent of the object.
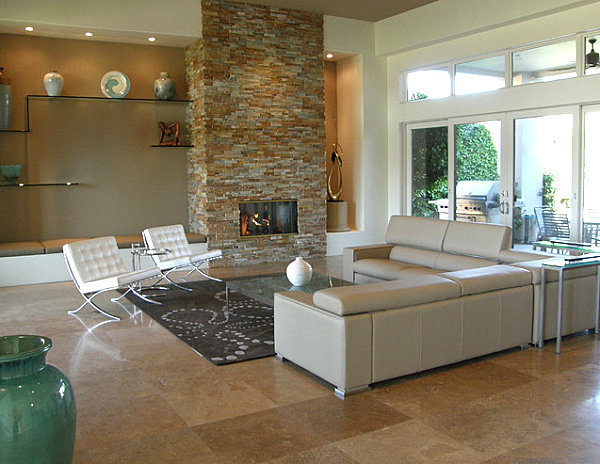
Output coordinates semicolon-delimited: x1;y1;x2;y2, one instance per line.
186;0;326;265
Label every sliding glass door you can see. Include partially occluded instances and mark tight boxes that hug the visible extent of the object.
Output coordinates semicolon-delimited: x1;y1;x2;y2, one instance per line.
583;106;600;245
512;110;576;245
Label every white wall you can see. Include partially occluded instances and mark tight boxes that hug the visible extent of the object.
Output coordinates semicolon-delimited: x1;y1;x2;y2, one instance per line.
384;1;600;219
324;16;389;255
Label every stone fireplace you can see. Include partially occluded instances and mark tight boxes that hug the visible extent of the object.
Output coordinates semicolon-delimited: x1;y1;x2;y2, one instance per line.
185;0;327;266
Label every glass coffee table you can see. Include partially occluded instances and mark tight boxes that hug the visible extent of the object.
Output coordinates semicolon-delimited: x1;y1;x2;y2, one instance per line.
225;272;354;307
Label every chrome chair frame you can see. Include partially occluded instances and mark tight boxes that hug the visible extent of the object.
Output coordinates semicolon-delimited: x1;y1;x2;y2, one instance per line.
63;237;163;321
142;224;223;291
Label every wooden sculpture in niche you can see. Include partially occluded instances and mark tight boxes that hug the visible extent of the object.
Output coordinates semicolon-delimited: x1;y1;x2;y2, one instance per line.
158;121;180;146
327;142;344;201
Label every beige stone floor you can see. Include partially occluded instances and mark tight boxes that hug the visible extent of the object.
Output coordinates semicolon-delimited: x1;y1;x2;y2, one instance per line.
2;256;600;463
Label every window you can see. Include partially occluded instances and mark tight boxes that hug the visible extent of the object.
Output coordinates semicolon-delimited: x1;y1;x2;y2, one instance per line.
407;67;450;101
455;56;505;95
512;40;576;85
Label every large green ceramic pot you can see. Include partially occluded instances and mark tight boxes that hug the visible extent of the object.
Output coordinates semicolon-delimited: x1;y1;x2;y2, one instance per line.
0;335;76;463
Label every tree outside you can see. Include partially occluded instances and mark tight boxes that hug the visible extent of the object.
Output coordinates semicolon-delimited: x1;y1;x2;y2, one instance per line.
412;123;499;217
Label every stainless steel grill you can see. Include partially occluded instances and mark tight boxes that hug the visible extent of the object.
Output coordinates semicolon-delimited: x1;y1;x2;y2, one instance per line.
455;180;500;223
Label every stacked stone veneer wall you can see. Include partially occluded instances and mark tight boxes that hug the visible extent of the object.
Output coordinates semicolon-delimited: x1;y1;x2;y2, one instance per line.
186;0;326;265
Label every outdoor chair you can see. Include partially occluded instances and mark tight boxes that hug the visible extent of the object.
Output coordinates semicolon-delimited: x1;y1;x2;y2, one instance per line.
142;224;222;290
63;236;163;320
534;206;570;241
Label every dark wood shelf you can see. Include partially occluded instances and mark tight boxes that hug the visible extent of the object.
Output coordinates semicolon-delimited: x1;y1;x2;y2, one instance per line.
0;182;79;188
150;144;194;148
0;129;29;133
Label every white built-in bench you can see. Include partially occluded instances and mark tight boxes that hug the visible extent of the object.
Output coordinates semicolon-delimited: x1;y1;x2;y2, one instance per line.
0;233;208;287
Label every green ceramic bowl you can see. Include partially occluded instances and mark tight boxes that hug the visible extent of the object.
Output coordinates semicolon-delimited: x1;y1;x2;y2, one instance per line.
0;164;21;180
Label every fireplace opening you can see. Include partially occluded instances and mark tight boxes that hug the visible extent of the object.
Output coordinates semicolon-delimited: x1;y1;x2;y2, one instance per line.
239;200;298;237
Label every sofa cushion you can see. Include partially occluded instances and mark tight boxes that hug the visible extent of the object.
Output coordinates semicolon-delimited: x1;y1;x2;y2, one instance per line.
353;259;420;281
440;264;532;295
389;245;441;268
313;275;461;316
434;252;498;271
385;215;449;251
443;221;511;259
0;241;45;257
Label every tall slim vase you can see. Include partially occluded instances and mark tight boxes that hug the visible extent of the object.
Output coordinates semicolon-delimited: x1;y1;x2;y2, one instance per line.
0;84;11;130
0;335;76;464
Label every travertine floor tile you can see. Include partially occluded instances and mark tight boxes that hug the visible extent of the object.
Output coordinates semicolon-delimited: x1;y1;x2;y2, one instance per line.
335;419;485;463
161;374;277;426
266;445;360;464
420;393;560;458
87;428;219;464
481;418;600;463
76;394;188;449
193;407;329;464
279;394;411;441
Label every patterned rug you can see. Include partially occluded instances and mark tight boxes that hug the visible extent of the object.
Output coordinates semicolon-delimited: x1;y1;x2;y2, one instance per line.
125;280;275;365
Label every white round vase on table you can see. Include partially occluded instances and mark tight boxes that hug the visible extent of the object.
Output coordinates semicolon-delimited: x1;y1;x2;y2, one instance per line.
43;71;64;96
286;257;312;286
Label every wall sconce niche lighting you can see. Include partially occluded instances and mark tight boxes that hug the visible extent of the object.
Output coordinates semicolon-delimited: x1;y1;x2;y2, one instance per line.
326;52;334;59
25;26;34;32
84;32;94;37
148;37;157;42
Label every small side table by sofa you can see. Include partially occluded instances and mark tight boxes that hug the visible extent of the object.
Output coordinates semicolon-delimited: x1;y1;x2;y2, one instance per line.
538;254;600;353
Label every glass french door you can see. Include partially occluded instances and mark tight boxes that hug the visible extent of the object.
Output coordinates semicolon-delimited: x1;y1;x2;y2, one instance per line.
407;118;507;226
451;118;505;226
511;109;578;246
582;105;600;245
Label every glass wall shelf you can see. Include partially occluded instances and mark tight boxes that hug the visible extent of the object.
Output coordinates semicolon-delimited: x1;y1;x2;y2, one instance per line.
26;95;192;103
0;182;79;188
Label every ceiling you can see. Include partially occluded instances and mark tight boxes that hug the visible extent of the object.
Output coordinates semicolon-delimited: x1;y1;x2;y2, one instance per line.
0;0;438;47
240;0;439;22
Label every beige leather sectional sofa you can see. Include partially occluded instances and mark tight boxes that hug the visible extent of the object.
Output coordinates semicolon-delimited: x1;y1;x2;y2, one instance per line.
274;216;598;397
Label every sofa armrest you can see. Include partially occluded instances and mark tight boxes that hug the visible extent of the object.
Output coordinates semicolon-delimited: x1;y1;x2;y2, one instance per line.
343;244;394;282
498;248;553;263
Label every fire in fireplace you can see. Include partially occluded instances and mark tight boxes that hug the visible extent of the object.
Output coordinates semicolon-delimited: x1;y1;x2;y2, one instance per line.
239;200;298;237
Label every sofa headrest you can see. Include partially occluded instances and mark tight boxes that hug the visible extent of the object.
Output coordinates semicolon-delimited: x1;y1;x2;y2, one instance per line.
385;215;449;251
443;221;511;259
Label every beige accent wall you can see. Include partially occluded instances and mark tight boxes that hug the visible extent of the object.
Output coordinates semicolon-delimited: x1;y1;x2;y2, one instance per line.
0;34;189;241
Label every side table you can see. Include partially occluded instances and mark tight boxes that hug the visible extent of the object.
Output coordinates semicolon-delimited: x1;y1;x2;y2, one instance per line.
130;245;171;294
538;254;600;353
130;245;171;271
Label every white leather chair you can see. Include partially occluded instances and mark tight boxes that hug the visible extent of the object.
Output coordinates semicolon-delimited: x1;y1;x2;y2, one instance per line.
63;236;163;320
142;224;222;290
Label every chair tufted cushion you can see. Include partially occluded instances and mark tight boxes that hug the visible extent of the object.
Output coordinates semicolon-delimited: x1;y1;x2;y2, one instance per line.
143;224;192;263
63;236;128;288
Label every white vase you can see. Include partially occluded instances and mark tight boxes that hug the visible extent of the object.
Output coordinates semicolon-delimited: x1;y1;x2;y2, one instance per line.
43;71;64;96
286;257;313;286
154;72;175;100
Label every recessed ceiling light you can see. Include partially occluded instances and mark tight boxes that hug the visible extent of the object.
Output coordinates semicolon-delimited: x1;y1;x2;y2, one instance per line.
84;32;94;37
326;53;334;59
148;37;156;42
25;26;34;32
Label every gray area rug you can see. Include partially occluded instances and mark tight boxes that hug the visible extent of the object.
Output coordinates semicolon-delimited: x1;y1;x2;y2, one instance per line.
126;281;274;365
